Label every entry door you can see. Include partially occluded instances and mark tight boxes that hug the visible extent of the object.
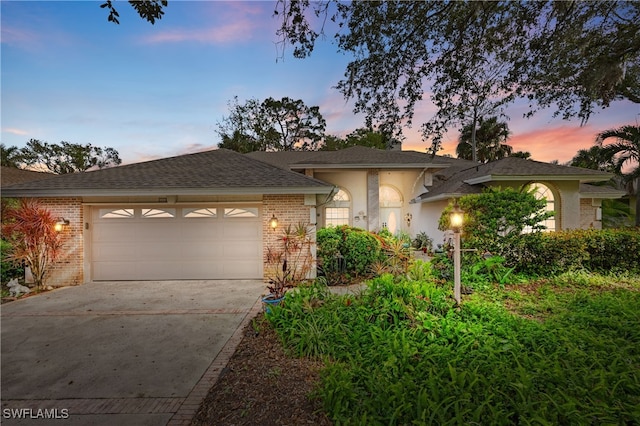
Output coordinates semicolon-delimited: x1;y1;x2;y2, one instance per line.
380;207;401;234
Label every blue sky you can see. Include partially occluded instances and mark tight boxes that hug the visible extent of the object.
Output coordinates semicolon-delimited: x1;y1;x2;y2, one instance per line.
2;1;639;166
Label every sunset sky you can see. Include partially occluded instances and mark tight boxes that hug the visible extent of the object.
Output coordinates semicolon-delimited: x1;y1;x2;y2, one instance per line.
2;1;639;166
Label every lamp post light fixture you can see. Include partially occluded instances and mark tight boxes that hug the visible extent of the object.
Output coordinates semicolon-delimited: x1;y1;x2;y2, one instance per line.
269;214;279;230
449;201;464;305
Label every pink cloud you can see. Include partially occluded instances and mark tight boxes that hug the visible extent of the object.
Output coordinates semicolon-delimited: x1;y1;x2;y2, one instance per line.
0;26;38;47
2;127;29;136
507;125;601;163
142;2;272;45
142;22;253;44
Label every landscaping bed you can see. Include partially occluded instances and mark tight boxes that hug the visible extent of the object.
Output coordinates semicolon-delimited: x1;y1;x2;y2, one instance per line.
194;268;640;425
191;315;331;426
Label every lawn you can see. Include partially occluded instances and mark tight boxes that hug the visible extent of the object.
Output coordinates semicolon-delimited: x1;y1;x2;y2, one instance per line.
266;267;640;425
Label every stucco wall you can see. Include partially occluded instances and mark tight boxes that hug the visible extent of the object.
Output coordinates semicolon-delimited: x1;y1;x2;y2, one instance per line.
38;197;84;287
314;170;368;228
314;169;432;237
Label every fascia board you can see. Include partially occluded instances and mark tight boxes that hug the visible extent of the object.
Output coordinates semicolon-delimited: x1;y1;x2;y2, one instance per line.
291;163;450;170
465;174;614;185
579;190;626;199
1;186;334;198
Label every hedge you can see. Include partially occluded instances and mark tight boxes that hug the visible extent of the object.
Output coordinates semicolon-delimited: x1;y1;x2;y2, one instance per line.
503;228;640;276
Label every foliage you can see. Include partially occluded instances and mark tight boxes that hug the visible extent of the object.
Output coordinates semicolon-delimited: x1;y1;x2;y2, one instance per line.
319;127;397;151
267;271;640;425
456;117;512;163
266;223;314;299
569;145;618;173
438;187;552;254
317;226;383;280
0;240;24;283
411;231;433;252
596;124;640;226
100;0;167;25
216;96;326;152
462;255;516;291
1;144;24;168
275;1;640;152
1;199;62;289
602;198;634;229
15;139;121;174
503;228;640;276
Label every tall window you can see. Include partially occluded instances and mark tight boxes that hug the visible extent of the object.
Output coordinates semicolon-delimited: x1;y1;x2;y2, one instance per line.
524;182;556;232
325;188;351;227
379;185;403;234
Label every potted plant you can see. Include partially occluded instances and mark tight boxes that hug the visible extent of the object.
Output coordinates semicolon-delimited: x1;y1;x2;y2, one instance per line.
262;258;291;311
262;223;313;312
412;232;434;254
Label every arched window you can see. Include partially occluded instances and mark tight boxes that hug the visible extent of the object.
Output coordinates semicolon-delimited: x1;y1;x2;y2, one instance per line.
325;188;351;227
524;182;556;232
379;185;403;234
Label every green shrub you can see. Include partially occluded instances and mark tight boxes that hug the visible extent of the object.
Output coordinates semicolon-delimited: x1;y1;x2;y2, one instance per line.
317;226;383;277
504;228;640;276
439;187;552;255
1;240;24;284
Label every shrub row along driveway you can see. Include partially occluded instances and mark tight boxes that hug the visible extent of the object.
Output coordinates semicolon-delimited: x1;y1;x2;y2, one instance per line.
1;280;265;426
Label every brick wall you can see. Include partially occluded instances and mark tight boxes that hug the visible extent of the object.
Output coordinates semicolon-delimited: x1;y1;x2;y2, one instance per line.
37;198;84;287
263;195;314;283
580;198;601;230
14;195;314;286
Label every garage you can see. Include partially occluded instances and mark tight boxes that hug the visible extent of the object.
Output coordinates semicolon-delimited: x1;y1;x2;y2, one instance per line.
91;205;262;280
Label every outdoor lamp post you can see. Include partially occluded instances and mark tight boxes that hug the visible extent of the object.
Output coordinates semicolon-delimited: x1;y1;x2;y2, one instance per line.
450;201;464;305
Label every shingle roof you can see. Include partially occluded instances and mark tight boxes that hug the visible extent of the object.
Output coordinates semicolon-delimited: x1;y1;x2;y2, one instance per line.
248;146;451;169
579;183;627;198
462;157;614;183
2;149;333;197
1;167;56;187
414;156;617;203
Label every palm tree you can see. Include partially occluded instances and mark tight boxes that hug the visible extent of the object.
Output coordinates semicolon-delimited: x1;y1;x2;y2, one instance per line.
596;125;640;226
457;117;513;163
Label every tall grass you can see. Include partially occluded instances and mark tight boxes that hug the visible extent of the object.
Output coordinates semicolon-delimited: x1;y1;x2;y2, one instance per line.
267;272;640;425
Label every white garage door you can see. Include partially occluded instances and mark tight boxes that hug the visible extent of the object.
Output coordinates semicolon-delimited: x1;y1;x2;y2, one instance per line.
91;206;262;280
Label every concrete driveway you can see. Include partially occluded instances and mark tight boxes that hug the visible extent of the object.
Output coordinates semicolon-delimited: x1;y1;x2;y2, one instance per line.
1;280;266;426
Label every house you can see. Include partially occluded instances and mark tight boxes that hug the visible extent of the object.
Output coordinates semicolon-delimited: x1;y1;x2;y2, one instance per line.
1;147;623;287
249;146;625;245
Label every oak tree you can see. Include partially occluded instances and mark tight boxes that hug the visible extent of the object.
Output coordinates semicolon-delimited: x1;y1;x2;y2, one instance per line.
275;1;640;153
217;96;326;152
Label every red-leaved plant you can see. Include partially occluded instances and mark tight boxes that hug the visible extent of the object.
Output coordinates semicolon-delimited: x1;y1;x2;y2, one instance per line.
2;199;62;289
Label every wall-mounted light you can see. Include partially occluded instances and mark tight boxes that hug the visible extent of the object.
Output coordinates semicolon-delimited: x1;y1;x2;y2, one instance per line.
354;211;367;222
269;214;278;230
405;213;413;227
54;218;70;232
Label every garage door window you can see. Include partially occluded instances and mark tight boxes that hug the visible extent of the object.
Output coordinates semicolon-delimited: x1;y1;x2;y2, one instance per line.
99;208;134;219
183;208;217;218
142;208;176;218
224;207;259;218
